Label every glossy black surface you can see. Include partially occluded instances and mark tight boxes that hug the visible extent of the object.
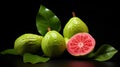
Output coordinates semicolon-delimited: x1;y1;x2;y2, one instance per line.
0;55;119;67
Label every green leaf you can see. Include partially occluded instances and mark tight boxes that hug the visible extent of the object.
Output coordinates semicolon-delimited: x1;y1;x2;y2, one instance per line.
23;53;50;64
36;5;61;36
0;49;19;55
85;52;95;58
94;44;118;61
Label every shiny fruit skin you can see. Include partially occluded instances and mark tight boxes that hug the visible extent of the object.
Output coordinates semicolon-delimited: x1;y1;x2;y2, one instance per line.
14;33;43;55
63;17;89;39
41;31;66;57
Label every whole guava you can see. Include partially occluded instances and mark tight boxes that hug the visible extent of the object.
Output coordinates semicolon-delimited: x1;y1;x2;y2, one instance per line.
14;33;43;55
63;17;89;43
41;31;66;57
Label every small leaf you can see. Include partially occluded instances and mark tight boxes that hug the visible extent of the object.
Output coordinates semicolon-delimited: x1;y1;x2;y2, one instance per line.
0;49;19;55
23;53;50;64
94;44;118;61
36;5;61;36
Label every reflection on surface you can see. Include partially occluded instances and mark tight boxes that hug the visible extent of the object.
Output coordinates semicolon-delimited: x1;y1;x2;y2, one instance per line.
0;54;118;67
0;55;117;67
14;59;118;67
68;61;95;67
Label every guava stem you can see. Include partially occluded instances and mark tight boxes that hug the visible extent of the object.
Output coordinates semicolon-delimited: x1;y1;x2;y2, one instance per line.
72;11;76;17
48;27;51;32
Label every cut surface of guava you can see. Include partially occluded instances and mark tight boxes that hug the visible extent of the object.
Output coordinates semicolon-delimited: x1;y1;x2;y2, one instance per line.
67;33;95;56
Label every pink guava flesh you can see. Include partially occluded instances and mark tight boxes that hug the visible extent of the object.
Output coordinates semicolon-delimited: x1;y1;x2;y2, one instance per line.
67;33;96;56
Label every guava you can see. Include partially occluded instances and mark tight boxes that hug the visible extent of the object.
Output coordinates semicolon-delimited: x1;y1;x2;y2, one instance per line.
63;17;89;43
41;30;66;57
66;33;95;56
14;33;43;55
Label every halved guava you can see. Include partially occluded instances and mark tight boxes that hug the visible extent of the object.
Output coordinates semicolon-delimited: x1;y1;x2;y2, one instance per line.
67;33;96;56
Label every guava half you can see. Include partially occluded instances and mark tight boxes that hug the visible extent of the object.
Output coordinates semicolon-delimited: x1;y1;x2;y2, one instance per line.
66;33;96;56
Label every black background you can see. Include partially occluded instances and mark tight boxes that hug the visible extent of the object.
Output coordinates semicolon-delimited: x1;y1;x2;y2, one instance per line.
0;0;119;63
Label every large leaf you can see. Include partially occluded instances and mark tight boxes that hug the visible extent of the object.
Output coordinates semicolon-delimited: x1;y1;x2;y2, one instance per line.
23;53;50;64
93;44;118;61
36;5;61;36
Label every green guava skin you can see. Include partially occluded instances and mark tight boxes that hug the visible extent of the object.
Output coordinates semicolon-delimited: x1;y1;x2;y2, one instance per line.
14;33;43;55
63;17;89;41
41;31;66;57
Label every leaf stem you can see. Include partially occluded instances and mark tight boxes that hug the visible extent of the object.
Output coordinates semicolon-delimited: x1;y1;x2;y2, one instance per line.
72;11;76;17
48;27;51;32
